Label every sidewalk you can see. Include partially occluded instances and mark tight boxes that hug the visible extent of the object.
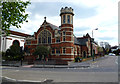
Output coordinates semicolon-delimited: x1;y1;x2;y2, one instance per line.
2;56;106;69
31;56;106;68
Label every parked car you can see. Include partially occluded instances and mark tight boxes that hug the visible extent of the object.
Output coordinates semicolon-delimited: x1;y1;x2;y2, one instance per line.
108;53;115;56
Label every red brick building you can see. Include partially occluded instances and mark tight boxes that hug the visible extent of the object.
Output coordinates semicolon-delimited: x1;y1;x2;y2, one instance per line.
24;7;98;62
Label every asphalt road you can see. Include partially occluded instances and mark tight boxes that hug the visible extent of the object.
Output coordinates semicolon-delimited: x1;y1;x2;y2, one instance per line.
1;55;119;83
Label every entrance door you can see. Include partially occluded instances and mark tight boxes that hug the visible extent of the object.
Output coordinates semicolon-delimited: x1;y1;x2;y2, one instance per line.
83;51;86;58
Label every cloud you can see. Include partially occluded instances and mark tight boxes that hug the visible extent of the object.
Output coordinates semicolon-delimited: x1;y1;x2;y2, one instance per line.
98;37;115;41
10;0;118;46
74;27;91;32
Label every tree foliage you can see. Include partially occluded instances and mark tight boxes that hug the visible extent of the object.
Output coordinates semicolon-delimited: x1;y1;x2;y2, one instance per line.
2;0;31;34
33;46;50;60
5;44;22;61
97;46;103;53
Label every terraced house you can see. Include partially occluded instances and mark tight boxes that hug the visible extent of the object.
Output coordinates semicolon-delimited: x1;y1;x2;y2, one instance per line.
24;7;98;63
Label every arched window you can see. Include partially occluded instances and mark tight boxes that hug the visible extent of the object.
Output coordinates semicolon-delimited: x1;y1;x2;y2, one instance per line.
38;30;52;44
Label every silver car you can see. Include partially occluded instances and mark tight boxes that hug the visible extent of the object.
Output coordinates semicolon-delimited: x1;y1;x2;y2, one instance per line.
108;53;115;56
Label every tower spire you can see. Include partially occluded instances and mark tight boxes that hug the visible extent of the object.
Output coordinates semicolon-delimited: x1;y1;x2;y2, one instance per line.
44;16;46;22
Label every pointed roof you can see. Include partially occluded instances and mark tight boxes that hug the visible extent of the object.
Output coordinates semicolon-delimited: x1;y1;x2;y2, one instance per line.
48;22;60;30
86;33;91;37
41;17;60;30
41;20;60;30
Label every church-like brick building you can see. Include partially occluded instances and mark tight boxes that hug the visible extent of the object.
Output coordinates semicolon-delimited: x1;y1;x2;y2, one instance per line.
24;7;98;63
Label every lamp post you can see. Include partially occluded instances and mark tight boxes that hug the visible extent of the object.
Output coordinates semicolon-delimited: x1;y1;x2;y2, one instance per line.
92;28;98;38
91;28;98;61
20;46;23;66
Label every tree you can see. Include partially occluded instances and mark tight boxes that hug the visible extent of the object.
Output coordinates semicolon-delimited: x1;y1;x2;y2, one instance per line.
97;46;104;56
116;49;120;55
5;44;22;61
1;0;31;34
33;46;50;61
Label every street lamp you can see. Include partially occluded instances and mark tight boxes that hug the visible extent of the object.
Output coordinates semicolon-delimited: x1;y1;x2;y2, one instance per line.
91;28;98;61
92;28;98;38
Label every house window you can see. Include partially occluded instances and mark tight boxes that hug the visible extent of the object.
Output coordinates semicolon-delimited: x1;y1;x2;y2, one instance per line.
63;48;65;54
63;15;66;24
38;30;51;44
52;48;55;54
63;36;65;41
63;31;65;35
27;41;31;44
71;16;73;24
67;15;70;24
48;37;51;44
56;37;60;43
71;48;73;54
56;49;60;54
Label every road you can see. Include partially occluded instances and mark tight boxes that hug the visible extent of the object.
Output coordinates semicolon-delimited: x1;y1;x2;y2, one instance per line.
1;55;119;83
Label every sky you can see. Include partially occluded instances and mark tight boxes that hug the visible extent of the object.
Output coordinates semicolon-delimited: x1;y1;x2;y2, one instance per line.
10;0;118;46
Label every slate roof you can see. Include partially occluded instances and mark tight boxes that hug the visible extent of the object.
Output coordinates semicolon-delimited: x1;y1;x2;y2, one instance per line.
77;38;88;46
48;23;61;30
42;21;60;30
74;35;80;45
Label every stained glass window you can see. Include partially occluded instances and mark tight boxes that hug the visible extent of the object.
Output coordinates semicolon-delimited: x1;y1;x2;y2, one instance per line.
38;30;52;44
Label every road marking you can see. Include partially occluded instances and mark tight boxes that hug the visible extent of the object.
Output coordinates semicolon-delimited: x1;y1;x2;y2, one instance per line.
90;64;99;68
17;80;42;82
115;59;118;64
15;70;19;72
2;76;16;81
2;76;42;82
44;79;47;81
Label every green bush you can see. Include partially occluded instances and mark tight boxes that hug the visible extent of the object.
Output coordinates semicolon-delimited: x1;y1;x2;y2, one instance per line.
5;45;22;61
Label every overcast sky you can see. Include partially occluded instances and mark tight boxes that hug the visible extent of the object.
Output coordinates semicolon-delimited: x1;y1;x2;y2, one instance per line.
10;0;118;46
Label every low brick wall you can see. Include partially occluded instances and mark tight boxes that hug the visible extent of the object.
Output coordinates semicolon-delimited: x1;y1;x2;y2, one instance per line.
2;61;28;66
34;60;68;65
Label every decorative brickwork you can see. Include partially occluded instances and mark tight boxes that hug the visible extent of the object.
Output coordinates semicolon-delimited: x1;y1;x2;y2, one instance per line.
24;7;99;64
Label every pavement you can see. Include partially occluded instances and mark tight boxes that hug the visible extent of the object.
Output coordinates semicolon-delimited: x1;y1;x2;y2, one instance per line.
2;56;105;68
1;55;118;83
30;56;107;68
